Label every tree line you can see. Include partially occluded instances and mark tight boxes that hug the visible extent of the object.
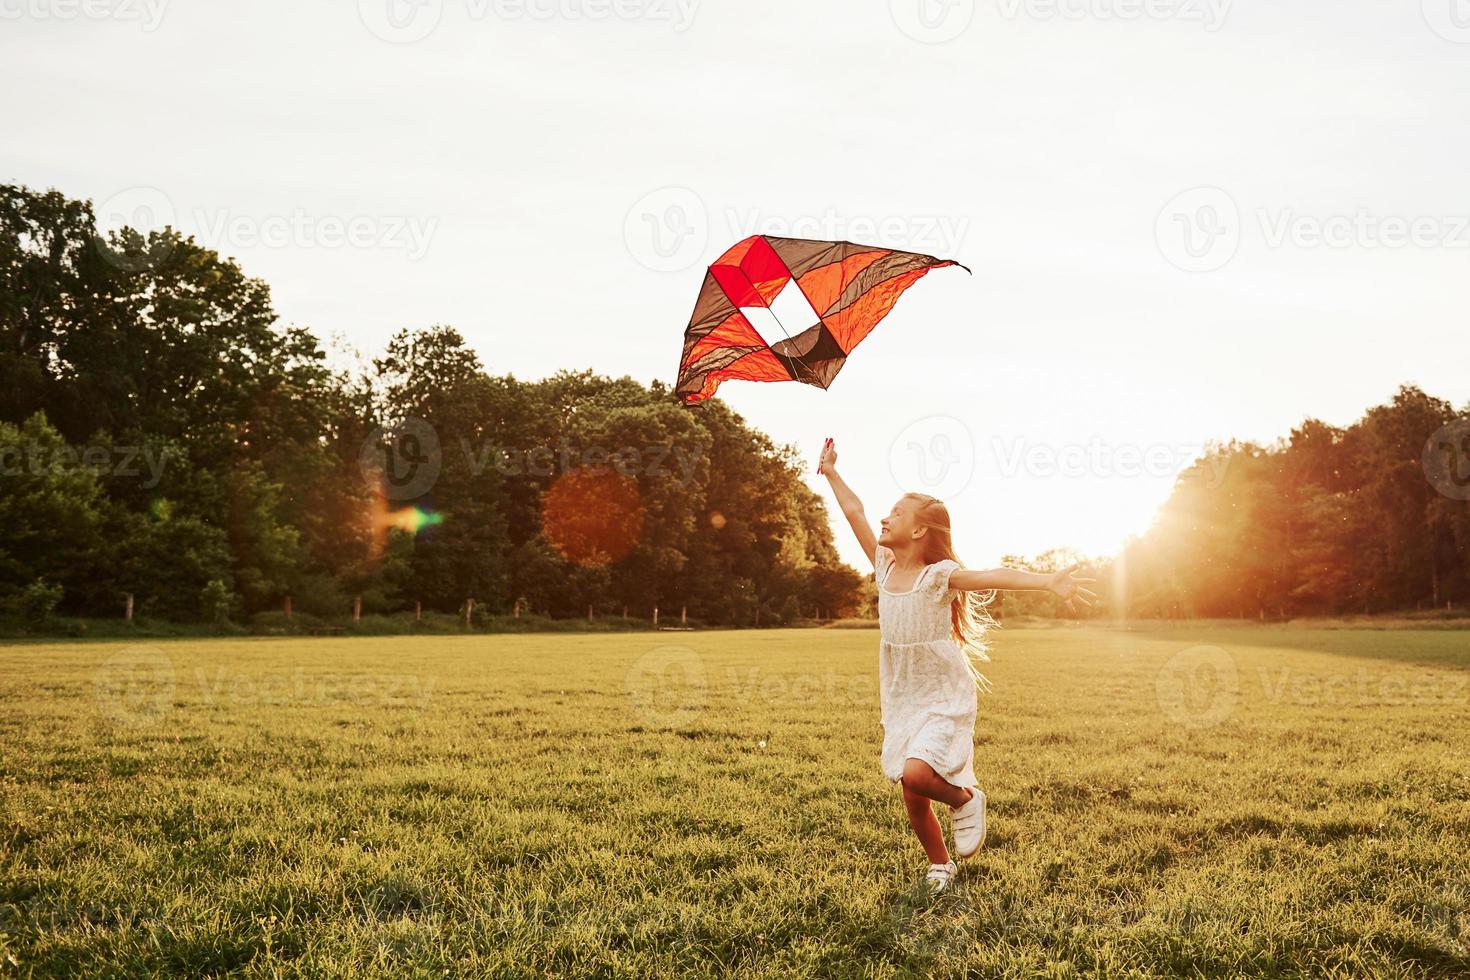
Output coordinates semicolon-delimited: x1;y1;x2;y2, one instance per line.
4;182;1465;629
0;183;865;627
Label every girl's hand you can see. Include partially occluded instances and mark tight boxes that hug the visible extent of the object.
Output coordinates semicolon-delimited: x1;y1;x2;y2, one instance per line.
1047;563;1098;614
818;438;837;475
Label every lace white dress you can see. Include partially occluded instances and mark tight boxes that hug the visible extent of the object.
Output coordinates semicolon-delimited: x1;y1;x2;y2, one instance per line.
874;544;979;792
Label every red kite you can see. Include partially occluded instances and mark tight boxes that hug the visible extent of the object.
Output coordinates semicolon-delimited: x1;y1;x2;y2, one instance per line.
675;235;969;404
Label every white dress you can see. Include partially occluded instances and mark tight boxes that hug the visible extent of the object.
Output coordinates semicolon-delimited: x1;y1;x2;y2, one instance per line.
874;544;979;791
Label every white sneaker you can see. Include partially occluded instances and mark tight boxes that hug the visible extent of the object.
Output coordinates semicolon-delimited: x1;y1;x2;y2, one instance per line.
925;860;958;893
951;788;986;858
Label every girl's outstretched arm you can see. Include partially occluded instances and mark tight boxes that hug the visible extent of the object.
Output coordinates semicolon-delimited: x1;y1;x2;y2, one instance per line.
819;440;878;566
950;565;1098;615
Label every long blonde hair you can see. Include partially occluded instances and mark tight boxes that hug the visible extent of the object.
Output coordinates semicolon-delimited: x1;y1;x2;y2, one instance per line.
904;493;999;691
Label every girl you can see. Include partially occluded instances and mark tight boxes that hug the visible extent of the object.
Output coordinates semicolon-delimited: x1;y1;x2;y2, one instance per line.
819;439;1096;893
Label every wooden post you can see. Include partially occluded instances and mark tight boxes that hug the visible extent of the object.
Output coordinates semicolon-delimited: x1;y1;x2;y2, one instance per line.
465;598;474;627
588;604;594;622
414;600;422;622
680;605;686;625
124;593;133;622
353;596;361;624
653;606;659;626
513;599;520;619
283;595;292;620
622;604;628;620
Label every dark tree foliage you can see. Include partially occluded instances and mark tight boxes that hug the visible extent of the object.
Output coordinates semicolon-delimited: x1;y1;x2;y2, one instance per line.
0;183;862;624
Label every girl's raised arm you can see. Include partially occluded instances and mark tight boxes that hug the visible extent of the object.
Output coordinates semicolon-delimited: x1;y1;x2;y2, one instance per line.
819;440;878;566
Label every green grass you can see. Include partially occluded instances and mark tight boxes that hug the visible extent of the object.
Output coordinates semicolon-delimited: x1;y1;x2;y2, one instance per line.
2;627;1468;978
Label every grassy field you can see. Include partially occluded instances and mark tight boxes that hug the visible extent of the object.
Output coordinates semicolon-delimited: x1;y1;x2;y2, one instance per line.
2;627;1468;978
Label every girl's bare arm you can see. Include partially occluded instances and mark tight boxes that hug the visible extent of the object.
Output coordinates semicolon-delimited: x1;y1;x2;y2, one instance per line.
950;564;1098;614
819;441;878;566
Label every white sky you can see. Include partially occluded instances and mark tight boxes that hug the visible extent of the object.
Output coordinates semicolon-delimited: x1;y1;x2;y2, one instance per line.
5;0;1469;570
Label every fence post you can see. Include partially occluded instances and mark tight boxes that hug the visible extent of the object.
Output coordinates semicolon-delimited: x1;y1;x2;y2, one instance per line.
414;600;422;623
622;604;628;620
588;604;594;622
513;599;520;619
353;596;361;624
465;598;474;627
653;606;659;626
681;606;686;625
124;593;133;622
283;595;292;620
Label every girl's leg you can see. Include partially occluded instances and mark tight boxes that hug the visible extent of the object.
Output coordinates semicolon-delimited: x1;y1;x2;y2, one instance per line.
900;780;950;865
902;757;974;810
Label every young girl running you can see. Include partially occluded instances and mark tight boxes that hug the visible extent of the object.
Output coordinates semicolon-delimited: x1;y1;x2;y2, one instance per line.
819;439;1096;893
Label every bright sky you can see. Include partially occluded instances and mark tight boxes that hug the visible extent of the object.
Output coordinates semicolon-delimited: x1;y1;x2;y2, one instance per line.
5;0;1468;570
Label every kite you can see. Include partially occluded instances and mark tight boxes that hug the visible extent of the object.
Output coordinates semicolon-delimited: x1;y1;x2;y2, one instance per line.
674;234;969;404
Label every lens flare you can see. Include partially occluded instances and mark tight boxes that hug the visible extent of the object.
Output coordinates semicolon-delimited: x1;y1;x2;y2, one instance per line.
542;468;644;567
384;506;443;534
368;493;443;558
